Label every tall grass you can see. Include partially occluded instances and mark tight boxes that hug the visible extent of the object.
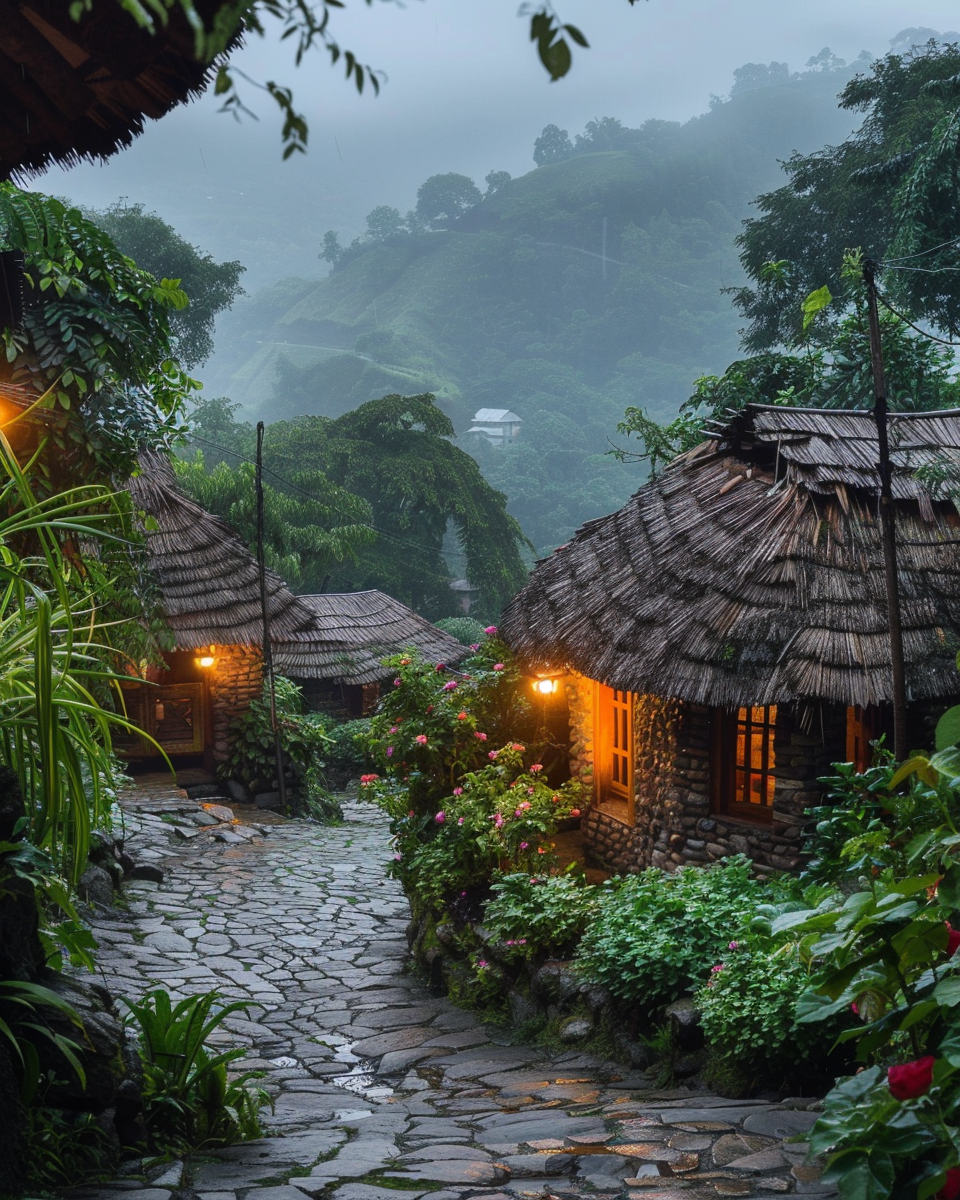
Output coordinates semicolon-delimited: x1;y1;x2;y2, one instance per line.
0;428;148;883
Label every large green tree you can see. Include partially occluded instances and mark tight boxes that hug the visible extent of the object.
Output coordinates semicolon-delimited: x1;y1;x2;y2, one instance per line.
86;201;245;368
733;41;960;348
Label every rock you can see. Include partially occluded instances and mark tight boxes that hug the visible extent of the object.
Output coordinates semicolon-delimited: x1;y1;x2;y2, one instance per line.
225;779;250;803
742;1110;819;1139
713;1135;778;1167
558;1016;593;1042
386;1160;508;1185
724;1149;790;1172
202;803;236;823
37;973;127;1111
126;862;164;882
185;784;226;800
664;996;703;1050
143;930;192;954
255;792;282;811
79;864;115;906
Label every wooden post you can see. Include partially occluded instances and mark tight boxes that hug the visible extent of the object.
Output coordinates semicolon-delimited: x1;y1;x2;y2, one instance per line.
256;422;288;812
863;262;908;760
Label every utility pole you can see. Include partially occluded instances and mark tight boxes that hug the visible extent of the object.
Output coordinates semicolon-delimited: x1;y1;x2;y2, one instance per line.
863;261;908;760
255;422;288;812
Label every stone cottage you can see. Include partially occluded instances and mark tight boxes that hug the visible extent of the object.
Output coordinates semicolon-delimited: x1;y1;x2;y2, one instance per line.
500;405;960;874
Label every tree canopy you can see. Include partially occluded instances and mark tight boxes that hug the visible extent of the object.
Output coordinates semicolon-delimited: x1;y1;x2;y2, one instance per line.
86;201;244;368
733;40;960;347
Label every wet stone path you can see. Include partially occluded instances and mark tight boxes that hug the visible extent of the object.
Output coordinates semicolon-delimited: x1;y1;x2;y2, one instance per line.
73;782;836;1200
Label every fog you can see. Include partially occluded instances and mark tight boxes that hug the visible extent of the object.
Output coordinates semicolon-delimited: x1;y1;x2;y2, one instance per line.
33;1;960;293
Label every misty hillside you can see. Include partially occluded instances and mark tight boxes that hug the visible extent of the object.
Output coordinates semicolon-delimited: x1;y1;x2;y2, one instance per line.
205;60;865;555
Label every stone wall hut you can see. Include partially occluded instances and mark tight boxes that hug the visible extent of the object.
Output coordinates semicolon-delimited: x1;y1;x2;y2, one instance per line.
500;405;960;875
123;455;464;766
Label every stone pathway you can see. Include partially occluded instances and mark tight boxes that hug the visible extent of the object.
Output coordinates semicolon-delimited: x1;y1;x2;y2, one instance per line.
71;782;835;1200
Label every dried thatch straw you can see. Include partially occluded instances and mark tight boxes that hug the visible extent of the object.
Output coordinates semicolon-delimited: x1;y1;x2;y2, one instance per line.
130;454;465;684
501;405;960;708
0;0;239;180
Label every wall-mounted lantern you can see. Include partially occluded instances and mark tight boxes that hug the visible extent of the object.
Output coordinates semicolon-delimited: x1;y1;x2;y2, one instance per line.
532;676;559;696
195;646;216;669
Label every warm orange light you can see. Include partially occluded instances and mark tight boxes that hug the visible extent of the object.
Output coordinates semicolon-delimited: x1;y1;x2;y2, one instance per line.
533;677;558;696
195;648;216;669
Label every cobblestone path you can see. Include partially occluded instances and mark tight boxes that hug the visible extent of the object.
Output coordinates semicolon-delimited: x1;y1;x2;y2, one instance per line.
76;784;835;1200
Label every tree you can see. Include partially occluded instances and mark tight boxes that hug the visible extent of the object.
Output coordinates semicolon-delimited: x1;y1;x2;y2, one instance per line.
729;61;790;95
0;186;193;488
732;41;960;348
574;116;626;152
183;396;255;467
85;200;244;368
533;124;574;166
415;174;482;229
484;171;512;197
266;395;531;618
320;230;343;266
174;450;375;594
364;205;405;242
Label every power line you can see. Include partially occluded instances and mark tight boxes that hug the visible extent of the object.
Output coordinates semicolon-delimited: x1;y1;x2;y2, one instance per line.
185;433;472;564
873;287;960;347
880;234;960;265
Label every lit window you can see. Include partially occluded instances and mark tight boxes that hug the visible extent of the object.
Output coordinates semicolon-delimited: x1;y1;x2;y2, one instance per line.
597;683;633;818
713;705;777;819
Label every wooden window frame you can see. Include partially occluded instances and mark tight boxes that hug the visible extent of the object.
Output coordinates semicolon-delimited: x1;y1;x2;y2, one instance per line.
712;705;777;823
595;682;634;822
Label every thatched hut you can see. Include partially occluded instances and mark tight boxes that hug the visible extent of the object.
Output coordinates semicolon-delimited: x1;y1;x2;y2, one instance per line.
500;405;960;874
121;455;463;764
0;0;238;180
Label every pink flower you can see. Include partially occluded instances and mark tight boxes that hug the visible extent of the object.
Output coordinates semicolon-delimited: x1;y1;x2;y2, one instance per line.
728;940;740;951
443;681;458;691
711;964;724;974
453;787;464;796
530;763;543;773
389;726;398;734
493;663;504;671
520;841;529;850
386;746;394;757
415;734;428;745
511;743;526;752
470;643;481;651
474;731;487;741
435;662;446;672
494;813;504;829
570;808;580;817
947;923;960;957
359;773;379;785
393;678;402;687
477;959;489;970
394;852;402;861
435;811;446;824
484;625;498;635
408;810;415;817
889;1057;936;1101
457;711;468;720
537;847;546;855
488;750;499;760
458;816;464;826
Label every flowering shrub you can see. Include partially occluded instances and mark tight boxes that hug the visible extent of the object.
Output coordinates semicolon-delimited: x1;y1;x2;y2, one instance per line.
366;638;535;813
484;870;600;960
365;743;584;915
574;857;765;1015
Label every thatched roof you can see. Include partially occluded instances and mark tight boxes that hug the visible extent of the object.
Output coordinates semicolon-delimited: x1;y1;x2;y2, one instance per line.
0;0;239;179
128;453;334;653
273;591;467;686
129;454;465;683
501;405;960;709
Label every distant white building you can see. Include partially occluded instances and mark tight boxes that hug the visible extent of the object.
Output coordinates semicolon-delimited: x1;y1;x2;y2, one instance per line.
465;408;522;448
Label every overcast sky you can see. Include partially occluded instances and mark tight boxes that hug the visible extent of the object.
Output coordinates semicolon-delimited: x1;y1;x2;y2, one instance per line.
36;0;960;287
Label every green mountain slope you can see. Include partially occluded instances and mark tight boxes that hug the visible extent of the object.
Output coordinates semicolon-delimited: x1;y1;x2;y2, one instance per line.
212;62;865;555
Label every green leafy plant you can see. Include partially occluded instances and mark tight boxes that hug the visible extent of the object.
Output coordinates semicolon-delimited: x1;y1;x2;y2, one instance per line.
221;676;332;813
574;857;765;1014
484;869;599;960
0;979;86;1104
124;988;270;1151
23;1108;115;1191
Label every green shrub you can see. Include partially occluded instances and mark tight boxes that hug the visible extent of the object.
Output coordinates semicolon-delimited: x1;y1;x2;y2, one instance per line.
125;989;270;1152
221;677;332;813
484;870;599;960
322;718;374;779
435;616;487;645
697;937;854;1093
574;858;764;1014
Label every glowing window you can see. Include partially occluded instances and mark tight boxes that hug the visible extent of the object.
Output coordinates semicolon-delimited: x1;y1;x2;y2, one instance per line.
713;705;777;820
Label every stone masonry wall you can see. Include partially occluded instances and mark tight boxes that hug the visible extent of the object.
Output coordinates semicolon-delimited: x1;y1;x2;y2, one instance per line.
206;644;264;764
571;671;849;876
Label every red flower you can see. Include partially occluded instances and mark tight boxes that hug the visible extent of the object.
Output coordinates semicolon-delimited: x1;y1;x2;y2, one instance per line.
938;1168;960;1200
888;1056;936;1100
946;923;960;957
